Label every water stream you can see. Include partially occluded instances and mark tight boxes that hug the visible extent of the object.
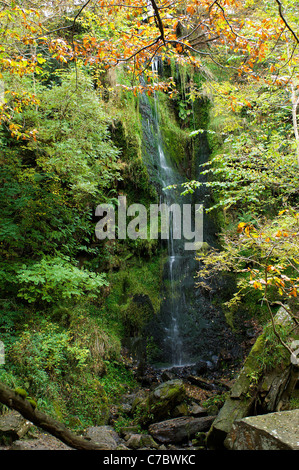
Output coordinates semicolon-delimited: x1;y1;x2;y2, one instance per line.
139;60;238;368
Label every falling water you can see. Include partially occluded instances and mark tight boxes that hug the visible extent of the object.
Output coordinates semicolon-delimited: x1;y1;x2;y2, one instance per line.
139;58;238;368
139;58;195;366
152;60;181;364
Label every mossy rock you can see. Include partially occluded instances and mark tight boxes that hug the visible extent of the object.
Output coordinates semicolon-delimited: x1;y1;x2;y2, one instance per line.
135;380;186;425
207;306;298;449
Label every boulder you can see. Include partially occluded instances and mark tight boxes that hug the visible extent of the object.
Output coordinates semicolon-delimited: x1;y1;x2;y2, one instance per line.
134;379;186;425
85;425;121;450
131;389;150;415
188;403;208;417
225;410;299;450
0;411;31;444
126;433;159;449
147;379;186;421
161;370;176;382
148;415;215;444
172;403;189;417
207;306;299;449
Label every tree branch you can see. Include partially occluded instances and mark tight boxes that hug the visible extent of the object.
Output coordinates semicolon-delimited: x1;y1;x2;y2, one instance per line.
149;0;165;43
0;382;109;450
275;0;299;44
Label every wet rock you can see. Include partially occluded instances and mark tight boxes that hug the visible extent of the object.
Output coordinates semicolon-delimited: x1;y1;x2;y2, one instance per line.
188;403;207;417
193;360;209;375
148;415;216;444
85;425;121;450
161;370;176;382
0;411;31;445
172;403;189;417
126;433;159;449
148;379;186;421
225;410;299;450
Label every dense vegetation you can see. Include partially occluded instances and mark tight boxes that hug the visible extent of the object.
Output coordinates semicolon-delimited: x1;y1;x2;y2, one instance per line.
0;0;298;433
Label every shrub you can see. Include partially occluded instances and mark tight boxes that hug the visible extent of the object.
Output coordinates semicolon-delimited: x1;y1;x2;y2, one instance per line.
15;256;108;304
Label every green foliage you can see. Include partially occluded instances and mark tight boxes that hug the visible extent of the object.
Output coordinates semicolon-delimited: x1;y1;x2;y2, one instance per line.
100;360;137;399
0;67;120;305
256;323;292;371
156;92;192;171
0;307;126;428
15;256;108;304
4;69;120;204
104;256;163;336
202;392;229;413
9;321;90;383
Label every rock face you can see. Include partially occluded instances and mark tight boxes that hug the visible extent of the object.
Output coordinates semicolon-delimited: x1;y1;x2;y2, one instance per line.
0;411;31;444
225;410;299;450
148;415;215;444
207;307;299;449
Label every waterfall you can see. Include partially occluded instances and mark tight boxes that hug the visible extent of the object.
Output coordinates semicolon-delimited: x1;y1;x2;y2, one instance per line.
139;58;238;368
150;59;185;365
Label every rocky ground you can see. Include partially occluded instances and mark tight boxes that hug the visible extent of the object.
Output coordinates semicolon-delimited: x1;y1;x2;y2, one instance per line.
0;360;236;451
1;355;297;451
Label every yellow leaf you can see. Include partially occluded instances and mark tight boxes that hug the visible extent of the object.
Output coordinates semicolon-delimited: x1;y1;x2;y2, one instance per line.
237;222;247;233
253;281;262;289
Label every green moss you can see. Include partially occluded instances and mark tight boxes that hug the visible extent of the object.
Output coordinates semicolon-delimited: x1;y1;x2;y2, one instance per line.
27;398;37;409
156;92;192;172
104;255;164;337
14;387;28;399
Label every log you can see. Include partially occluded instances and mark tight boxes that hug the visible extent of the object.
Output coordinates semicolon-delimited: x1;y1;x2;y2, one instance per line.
0;381;109;450
187;375;217;391
148;415;216;444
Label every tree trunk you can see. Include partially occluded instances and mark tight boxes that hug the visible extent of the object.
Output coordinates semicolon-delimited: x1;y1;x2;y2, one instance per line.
0;381;109;450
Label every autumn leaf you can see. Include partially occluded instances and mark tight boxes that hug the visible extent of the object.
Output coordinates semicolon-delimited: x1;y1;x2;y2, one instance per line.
237;222;247;233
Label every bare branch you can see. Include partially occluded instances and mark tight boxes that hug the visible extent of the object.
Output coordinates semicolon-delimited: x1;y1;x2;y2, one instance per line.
275;0;299;44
